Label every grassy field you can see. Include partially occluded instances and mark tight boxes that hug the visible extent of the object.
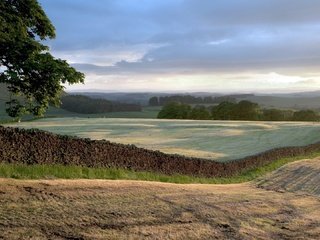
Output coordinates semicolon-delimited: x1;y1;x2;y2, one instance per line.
1;159;320;239
8;118;320;161
45;105;161;119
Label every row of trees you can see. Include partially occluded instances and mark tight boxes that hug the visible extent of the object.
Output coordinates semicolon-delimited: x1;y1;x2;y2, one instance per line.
149;95;237;106
157;101;320;121
61;95;141;114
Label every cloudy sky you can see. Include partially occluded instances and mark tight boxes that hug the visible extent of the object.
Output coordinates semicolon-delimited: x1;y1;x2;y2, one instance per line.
40;0;320;93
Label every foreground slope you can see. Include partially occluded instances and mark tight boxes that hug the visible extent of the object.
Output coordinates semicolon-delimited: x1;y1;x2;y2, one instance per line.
1;158;320;239
257;158;320;196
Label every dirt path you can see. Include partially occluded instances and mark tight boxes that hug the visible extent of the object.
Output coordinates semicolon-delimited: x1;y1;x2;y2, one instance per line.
1;159;320;239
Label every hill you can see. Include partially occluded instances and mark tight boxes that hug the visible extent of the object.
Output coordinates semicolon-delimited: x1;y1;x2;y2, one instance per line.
239;95;320;110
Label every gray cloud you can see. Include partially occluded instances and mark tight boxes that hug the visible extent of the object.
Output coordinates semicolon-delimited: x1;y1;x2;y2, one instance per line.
39;0;320;91
72;31;320;76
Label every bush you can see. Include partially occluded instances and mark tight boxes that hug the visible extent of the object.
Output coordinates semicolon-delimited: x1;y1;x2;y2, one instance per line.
157;102;191;119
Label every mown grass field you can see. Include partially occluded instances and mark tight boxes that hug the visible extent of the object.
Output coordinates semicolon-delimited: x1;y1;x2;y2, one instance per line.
1;158;320;239
8;118;320;161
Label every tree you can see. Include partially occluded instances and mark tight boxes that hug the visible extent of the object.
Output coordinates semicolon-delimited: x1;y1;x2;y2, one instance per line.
189;105;211;120
157;102;191;119
0;0;84;118
211;101;236;120
233;100;260;120
292;110;320;122
262;109;285;121
148;96;159;106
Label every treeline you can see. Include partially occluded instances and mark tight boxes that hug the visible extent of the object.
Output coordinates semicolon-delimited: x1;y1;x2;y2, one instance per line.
149;95;237;106
157;101;320;121
61;95;141;114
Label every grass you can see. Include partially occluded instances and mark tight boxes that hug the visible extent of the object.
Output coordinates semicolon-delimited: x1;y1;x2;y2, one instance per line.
7;117;320;161
1;151;320;183
2;166;320;239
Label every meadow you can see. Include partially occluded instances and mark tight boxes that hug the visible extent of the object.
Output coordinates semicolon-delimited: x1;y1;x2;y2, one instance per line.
9;118;320;162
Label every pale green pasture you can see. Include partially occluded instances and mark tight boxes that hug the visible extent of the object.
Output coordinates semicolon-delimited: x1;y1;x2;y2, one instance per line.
8;118;320;162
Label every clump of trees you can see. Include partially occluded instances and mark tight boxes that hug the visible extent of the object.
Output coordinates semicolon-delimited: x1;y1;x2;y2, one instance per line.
157;100;320;122
157;102;191;119
211;101;261;121
61;95;141;114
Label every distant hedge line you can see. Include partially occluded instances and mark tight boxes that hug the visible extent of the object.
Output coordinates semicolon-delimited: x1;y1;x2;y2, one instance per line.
61;95;142;114
1;126;320;177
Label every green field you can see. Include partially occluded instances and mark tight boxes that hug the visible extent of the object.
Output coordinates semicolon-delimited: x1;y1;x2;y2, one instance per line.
8;118;320;162
45;105;161;119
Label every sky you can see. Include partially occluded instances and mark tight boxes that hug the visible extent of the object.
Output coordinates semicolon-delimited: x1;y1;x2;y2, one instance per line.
39;0;320;93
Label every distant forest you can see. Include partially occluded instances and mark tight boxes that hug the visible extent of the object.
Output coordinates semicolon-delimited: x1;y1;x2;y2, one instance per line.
148;95;245;106
61;95;141;114
157;100;320;121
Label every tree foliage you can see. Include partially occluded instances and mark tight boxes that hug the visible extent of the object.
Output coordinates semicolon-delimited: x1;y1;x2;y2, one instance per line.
262;109;288;121
232;100;260;120
211;102;237;120
189;105;211;120
157;102;191;119
0;0;84;118
292;110;320;122
148;96;159;106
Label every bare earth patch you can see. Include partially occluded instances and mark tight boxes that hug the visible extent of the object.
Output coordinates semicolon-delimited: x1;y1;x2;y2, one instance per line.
158;147;227;159
1;157;320;240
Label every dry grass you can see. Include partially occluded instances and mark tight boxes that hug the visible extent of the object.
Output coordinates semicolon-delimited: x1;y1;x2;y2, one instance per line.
1;157;320;239
157;147;227;159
